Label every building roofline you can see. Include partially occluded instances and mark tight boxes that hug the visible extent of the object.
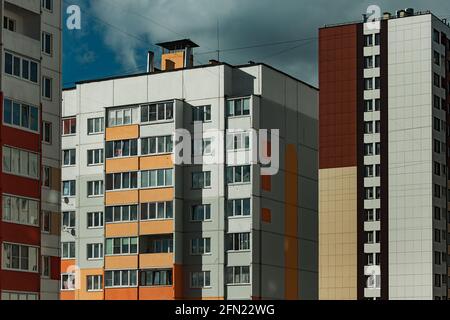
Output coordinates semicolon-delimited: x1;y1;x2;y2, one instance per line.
319;10;446;30
63;61;317;91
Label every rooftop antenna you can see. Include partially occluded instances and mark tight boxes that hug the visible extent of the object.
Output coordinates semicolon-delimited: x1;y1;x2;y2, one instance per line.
217;18;220;62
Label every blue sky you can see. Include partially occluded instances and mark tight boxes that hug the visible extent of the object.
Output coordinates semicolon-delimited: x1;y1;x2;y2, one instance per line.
63;0;450;88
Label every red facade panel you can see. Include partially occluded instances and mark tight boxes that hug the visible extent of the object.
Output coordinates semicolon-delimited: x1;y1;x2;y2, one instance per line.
319;24;358;169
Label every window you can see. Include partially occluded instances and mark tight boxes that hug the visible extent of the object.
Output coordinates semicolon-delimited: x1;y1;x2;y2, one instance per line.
364;187;374;200
364;122;373;134
434;51;441;66
191;271;211;288
3;146;39;179
434;207;441;220
364;165;374;178
105;237;138;255
3;98;39;132
365;209;380;222
87;181;104;197
1;292;38;300
42;256;51;278
87;212;104;229
364;100;373;112
435;274;441;287
62;242;75;259
374;99;381;111
88;118;104;135
191;238;211;255
435;251;442;265
141;136;173;156
105;270;138;288
42;0;53;11
3;16;16;32
226;266;250;285
87;149;104;166
41;211;51;233
227;166;251;184
141;102;174;123
374;33;380;45
192;105;212;122
226;233;251;251
42;76;52;99
106;139;138;159
434;29;440;43
191;204;211;221
87;244;103;260
42;32;53;55
364;56;373;69
434;139;441;154
364;78;373;90
375;143;381;155
105;172;138;191
4;52;38;83
227;98;250;117
434;162;441;176
434;229;441;242
87;275;103;292
108;107;139;127
374;77;381;89
42;121;52;144
374;55;381;68
192;171;211;189
2;243;38;272
227;199;251;217
105;205;138;223
62;211;76;229
142;237;173;254
375;164;381;177
193;138;214;156
227;132;251;151
364;34;373;47
375;121;380;133
141;169;174;188
141;269;173;287
141;202;173;221
62;180;76;197
63;149;76;166
2;195;39;226
61;274;76;291
62;117;76;135
434;73;441;87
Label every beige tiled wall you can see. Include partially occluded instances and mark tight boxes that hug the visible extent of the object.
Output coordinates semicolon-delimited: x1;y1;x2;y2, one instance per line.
319;167;358;300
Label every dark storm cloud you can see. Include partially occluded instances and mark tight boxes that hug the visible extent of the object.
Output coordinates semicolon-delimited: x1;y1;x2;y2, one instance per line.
85;0;450;86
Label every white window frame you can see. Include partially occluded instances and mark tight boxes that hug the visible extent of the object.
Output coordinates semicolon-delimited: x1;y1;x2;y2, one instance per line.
61;273;76;291
227;233;251;252
105;205;139;224
190;271;211;289
87;180;104;198
192;171;211;189
227;97;251;117
3;16;16;32
87;149;104;166
42;32;53;56
2;194;39;227
227;166;251;185
141;136;173;156
4;51;39;83
226;266;251;285
141;169;174;189
192;105;212;123
191;204;212;222
62;117;76;136
42;121;52;144
190;238;211;255
62;149;76;167
41;255;51;278
105;237;138;256
87;275;103;292
62;211;76;229
41;211;51;233
41;0;53;12
87;243;104;260
87;117;104;135
42;76;52;100
107;107;139;127
141;102;174;124
140;201;174;221
2;242;39;273
61;242;76;260
226;132;251;151
62;180;76;197
87;211;104;229
227;198;251;217
104;270;138;288
42;166;51;188
3;98;40;133
105;172;138;191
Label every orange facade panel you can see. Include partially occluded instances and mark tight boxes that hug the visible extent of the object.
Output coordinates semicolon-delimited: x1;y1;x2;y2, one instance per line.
161;52;185;70
139;286;174;300
105;125;139;141
105;255;139;270
105;288;138;300
61;259;76;274
60;291;76;300
106;222;139;237
106;158;139;173
77;268;104;300
140;220;174;235
140;155;173;170
140;188;174;203
106;190;139;205
140;253;173;269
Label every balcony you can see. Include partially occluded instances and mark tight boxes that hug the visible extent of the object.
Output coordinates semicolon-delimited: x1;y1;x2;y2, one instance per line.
3;29;40;60
140;220;173;235
105;125;139;141
139;235;174;268
105;255;138;270
105;222;139;238
6;0;40;14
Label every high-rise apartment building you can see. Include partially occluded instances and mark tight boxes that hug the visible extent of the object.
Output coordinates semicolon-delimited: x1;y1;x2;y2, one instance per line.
319;9;450;300
0;0;62;300
60;39;319;300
